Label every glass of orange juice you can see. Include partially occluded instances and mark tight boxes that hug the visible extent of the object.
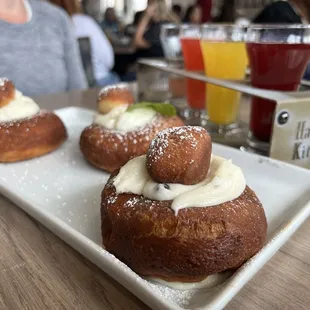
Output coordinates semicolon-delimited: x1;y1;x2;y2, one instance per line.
201;24;248;133
180;25;207;124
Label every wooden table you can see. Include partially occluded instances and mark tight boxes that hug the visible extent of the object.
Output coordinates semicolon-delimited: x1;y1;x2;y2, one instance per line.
1;89;310;310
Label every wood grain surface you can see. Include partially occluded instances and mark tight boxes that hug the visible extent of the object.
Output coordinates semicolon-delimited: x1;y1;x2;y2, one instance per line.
0;89;309;310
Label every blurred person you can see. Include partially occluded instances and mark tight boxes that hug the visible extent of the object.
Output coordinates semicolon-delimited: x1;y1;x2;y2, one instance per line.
197;0;212;22
124;10;144;38
183;5;203;24
213;0;235;23
134;0;179;58
101;7;122;34
0;0;87;97
253;0;310;23
172;4;183;20
49;0;119;87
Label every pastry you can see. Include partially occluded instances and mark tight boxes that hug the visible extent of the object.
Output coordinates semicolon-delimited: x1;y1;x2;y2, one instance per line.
0;78;67;162
101;126;267;286
97;83;135;114
146;126;212;185
80;85;184;173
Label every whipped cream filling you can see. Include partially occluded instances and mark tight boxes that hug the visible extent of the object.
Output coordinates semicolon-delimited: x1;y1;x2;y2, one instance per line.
148;271;232;290
0;90;40;123
93;105;157;132
113;155;246;214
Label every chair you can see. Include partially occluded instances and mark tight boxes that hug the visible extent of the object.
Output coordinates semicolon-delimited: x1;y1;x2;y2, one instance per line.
78;37;97;88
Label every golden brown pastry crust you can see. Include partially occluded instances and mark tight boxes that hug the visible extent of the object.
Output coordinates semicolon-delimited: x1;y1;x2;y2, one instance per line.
146;126;212;185
0;79;15;108
0;111;67;162
101;175;267;282
98;85;135;114
79;115;184;173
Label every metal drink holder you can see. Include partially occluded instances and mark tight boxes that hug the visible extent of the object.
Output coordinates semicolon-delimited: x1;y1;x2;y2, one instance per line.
137;58;310;170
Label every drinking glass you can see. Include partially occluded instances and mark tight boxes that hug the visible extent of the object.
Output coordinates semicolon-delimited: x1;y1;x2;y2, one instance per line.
246;24;310;154
180;25;207;124
201;24;248;131
160;24;187;116
160;23;182;61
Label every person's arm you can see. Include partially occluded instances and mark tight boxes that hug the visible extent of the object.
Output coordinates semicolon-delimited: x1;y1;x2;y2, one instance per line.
134;5;157;49
88;17;115;70
60;11;88;91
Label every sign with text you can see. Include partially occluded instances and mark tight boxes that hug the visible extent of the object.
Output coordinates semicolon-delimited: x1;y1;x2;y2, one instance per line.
271;98;310;169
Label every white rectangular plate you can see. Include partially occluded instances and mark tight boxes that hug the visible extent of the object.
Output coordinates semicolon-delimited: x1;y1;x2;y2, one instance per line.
1;107;310;310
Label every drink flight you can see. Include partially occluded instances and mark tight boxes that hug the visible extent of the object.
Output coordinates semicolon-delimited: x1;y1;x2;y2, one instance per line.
164;23;310;155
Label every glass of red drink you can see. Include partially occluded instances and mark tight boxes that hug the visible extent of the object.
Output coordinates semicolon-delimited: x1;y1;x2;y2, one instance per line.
180;25;207;124
246;25;310;154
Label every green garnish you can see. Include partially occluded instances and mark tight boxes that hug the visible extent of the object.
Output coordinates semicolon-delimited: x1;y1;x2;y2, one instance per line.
126;102;177;117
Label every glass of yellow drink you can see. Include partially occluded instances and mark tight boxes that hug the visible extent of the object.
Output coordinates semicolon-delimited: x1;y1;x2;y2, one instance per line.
200;24;248;127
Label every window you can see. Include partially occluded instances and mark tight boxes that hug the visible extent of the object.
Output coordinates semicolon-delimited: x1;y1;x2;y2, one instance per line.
132;0;148;11
100;0;172;23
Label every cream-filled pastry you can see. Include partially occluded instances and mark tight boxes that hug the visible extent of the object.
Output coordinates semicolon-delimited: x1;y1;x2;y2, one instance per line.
0;89;40;123
101;126;267;286
80;85;184;173
0;78;67;162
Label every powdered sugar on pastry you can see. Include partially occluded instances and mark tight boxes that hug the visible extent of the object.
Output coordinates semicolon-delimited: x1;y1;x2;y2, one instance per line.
147;126;205;163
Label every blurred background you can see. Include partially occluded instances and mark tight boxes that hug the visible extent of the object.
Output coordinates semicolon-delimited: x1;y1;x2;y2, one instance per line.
3;0;308;97
78;0;278;86
84;0;275;24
